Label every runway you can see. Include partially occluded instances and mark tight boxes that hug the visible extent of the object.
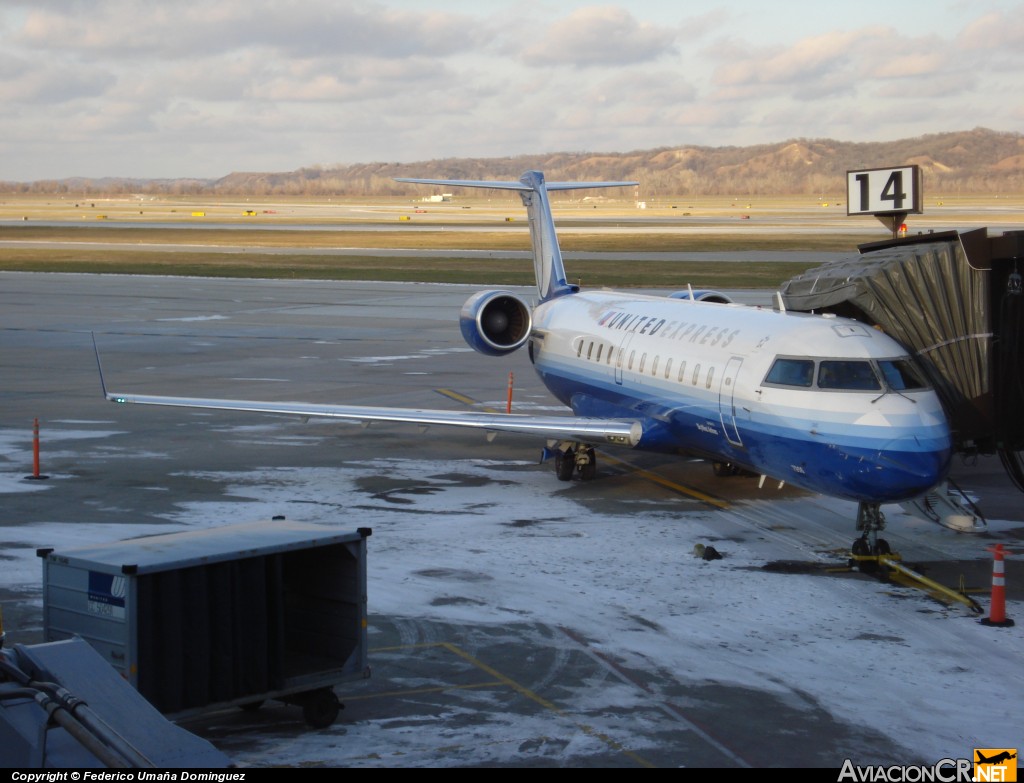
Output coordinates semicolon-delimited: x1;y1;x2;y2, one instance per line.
2;272;1022;768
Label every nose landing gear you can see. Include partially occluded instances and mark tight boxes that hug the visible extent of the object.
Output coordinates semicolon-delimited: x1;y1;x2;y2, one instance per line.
850;502;891;573
846;502;983;612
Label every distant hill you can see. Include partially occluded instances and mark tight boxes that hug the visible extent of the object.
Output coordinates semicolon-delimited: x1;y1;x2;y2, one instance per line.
5;128;1022;197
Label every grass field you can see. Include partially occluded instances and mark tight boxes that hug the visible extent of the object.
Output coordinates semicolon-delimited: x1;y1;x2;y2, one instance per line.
2;193;1020;288
0;248;819;288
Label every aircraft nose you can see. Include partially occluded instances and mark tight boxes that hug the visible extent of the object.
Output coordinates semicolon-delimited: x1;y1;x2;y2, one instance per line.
870;435;952;501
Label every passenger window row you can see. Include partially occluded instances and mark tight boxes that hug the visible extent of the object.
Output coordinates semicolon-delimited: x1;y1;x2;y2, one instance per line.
574;338;718;389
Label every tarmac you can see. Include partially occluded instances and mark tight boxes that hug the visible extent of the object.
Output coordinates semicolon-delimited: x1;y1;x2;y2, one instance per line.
2;272;1022;768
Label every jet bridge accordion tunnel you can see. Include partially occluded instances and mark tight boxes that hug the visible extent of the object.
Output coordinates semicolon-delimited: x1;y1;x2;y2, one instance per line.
780;228;1024;492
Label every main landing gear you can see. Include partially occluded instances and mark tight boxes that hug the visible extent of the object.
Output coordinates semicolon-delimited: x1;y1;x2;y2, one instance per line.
850;502;892;572
553;443;597;481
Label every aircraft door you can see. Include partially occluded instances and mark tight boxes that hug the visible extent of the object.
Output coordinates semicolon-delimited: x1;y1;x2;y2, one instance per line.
614;332;636;385
719;356;744;446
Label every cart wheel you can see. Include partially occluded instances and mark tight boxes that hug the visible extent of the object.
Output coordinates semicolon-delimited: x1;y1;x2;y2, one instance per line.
302;689;341;729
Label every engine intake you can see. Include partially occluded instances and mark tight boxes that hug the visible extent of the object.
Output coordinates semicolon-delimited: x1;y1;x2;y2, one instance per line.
460;290;533;356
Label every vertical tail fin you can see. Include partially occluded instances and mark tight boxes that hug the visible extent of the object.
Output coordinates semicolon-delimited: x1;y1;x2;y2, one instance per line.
395;171;636;302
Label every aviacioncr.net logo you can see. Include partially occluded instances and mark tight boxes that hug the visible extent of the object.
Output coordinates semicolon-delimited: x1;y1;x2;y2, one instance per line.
837;758;972;782
973;749;1017;782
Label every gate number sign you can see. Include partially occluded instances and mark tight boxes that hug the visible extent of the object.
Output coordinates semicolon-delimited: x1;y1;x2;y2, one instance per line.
846;165;922;216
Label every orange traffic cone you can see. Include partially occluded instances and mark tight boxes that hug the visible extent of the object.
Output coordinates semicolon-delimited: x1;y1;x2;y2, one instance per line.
24;417;49;481
979;544;1014;627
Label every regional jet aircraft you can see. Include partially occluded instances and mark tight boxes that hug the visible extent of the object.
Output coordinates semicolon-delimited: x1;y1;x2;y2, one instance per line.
99;171;952;553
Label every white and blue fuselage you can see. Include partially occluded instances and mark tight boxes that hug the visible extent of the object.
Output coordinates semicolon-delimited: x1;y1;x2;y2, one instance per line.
529;290;951;503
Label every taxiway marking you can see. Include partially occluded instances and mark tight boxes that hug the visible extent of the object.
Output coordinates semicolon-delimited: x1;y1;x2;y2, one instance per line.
343;640;657;767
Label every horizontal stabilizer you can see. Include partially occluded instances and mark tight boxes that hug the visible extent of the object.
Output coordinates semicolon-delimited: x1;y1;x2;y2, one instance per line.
397;170;636;301
395;177;637;192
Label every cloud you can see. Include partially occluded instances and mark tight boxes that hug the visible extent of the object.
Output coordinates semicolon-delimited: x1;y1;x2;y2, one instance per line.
711;28;871;93
1;2;1022;180
247;56;457;103
15;0;487;60
707;23;996;105
519;6;678;67
0;53;115;103
573;70;700;127
872;70;977;100
0;0;489;149
957;10;1024;50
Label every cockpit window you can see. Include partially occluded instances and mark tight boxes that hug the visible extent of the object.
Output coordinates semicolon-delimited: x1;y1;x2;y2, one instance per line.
763;355;930;393
878;359;928;391
764;358;814;387
817;360;880;391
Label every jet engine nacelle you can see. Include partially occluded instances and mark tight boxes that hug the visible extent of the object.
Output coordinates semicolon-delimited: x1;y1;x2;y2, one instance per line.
668;289;734;304
460;290;533;356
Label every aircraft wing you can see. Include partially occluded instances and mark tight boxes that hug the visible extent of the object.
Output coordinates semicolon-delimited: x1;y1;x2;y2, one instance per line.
103;390;643;447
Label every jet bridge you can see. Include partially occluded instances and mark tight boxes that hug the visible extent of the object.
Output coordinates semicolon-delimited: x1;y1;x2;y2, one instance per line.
779;228;1024;493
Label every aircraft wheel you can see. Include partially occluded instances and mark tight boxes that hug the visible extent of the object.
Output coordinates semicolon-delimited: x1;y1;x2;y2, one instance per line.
302;689;341;729
555;448;575;481
874;539;891;556
238;700;264;712
579;448;597;481
851;538;877;573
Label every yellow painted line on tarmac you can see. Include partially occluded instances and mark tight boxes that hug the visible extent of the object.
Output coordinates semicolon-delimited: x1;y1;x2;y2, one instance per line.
371;641;442;653
435;387;728;509
353;640;655;768
597;452;730;509
435;387;500;412
440;642;656;768
339;681;504;702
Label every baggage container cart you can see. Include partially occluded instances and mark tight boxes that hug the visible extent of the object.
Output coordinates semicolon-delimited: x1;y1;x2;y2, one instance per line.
39;519;371;728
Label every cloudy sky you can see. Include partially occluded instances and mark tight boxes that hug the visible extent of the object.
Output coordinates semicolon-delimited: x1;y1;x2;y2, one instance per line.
1;0;1022;181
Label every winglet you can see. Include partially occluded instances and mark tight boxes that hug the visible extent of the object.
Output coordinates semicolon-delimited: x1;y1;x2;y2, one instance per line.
92;332;114;401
